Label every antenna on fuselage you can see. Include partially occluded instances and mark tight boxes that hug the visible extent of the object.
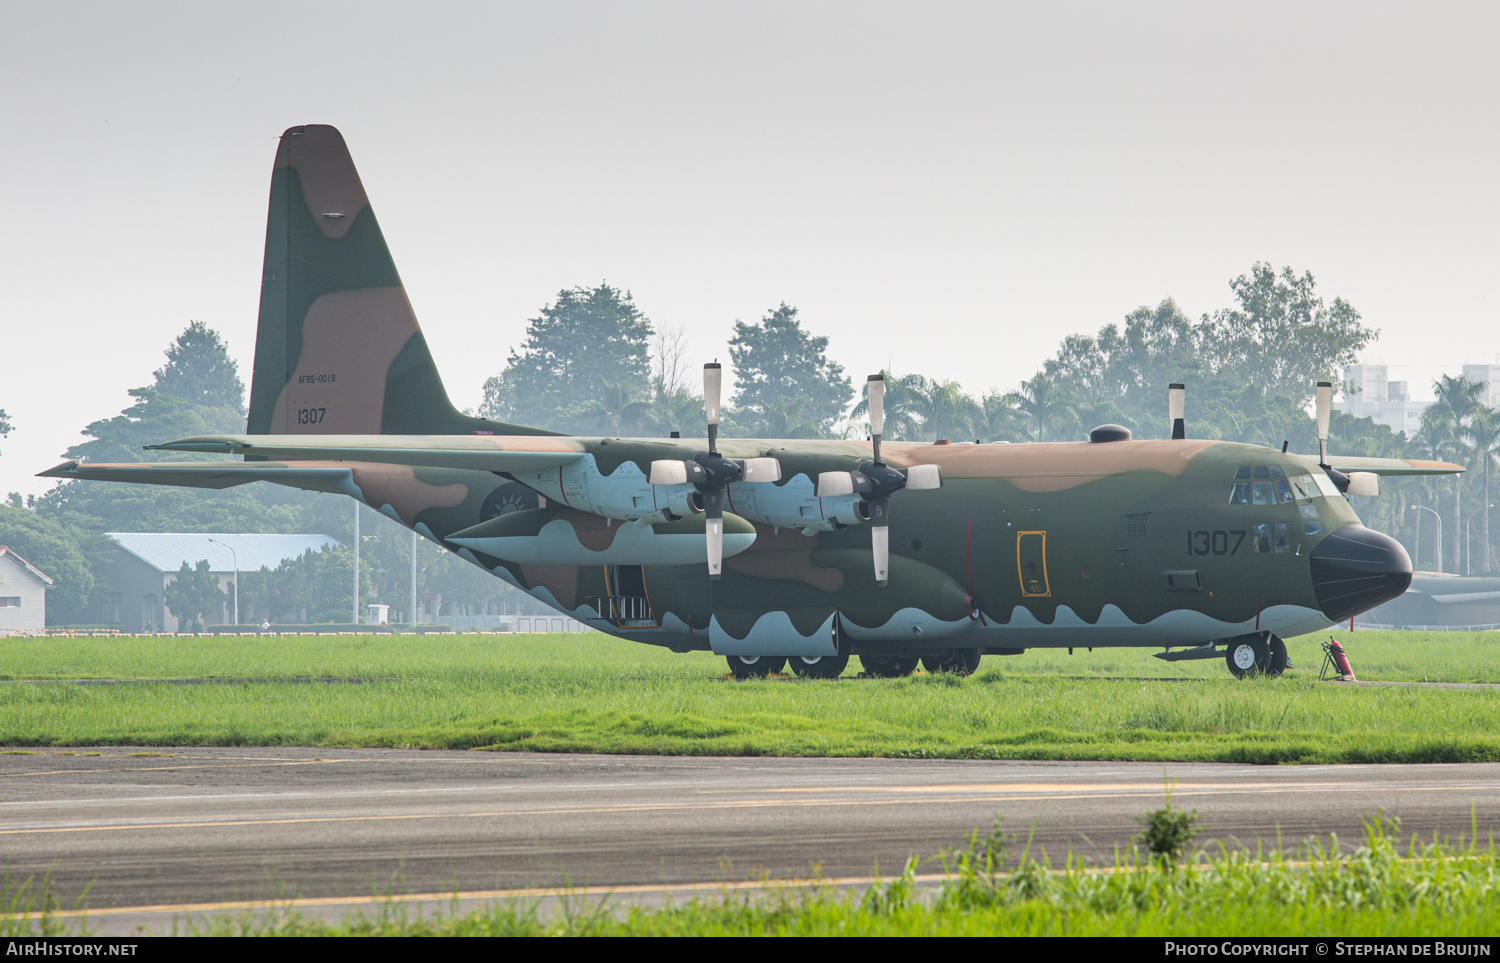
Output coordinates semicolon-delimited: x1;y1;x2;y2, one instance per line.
1168;383;1186;439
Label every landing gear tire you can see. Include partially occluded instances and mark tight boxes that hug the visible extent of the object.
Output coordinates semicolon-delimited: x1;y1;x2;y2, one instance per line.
1266;635;1288;677
726;654;787;679
859;654;920;678
789;654;850;679
920;648;982;676
1225;635;1271;679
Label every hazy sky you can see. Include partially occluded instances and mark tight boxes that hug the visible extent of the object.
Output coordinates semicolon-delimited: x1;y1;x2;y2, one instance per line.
3;1;1497;498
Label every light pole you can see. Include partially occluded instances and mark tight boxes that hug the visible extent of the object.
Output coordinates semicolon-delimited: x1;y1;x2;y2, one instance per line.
1411;505;1442;573
353;502;360;624
207;537;238;625
1466;504;1493;575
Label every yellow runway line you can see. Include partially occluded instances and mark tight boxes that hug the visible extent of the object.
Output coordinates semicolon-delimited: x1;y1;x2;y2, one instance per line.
0;781;1491;838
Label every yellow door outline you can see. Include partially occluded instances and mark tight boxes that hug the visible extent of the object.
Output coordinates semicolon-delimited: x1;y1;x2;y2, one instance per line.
1017;531;1051;597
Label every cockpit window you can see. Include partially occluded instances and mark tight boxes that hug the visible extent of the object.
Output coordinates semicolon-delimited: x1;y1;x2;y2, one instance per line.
1234;467;1252;480
1252;466;1270;480
1229;481;1251;505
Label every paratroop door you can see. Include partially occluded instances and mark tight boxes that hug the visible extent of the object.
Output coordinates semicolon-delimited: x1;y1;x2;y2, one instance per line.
1017;531;1050;597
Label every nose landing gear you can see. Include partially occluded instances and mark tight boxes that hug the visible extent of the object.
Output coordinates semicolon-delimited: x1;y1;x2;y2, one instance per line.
1224;633;1288;678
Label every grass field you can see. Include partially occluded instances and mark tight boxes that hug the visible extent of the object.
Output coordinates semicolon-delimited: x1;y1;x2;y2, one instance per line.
0;629;1496;762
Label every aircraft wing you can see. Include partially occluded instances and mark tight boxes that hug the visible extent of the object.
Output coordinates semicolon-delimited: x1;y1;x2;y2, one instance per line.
143;434;588;473
1324;456;1465;476
37;460;362;495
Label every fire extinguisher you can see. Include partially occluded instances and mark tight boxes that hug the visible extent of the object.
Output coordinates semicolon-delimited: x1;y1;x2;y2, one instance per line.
1320;638;1356;682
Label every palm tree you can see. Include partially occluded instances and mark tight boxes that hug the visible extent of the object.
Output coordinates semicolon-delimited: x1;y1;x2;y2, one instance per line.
581;379;653;437
1465;405;1500;572
761;396;823;439
850;371;926;441
1015;373;1076;442
1432;375;1486;572
1417;403;1467;572
910;380;984;442
981;391;1028;442
642;380;704;438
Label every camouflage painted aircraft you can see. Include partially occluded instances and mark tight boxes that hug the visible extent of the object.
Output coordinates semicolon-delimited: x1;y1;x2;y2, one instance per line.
41;125;1463;679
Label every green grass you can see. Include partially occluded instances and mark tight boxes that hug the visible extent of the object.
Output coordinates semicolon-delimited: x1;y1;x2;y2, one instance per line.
131;816;1500;935
0;630;1496;762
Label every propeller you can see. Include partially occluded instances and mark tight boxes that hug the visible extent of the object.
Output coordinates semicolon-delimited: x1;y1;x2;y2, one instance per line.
816;373;942;585
1314;379;1355;493
1168;383;1186;439
647;361;781;580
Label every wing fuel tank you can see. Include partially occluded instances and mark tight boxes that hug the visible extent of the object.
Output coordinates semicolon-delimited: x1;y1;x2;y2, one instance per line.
448;507;756;566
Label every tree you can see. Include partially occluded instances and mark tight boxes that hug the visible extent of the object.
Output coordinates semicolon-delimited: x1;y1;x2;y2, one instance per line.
1464;405;1500;573
1043;299;1204;437
1200;264;1375;406
1015;373;1076;442
152;321;245;410
850;371;926;441
480;284;654;433
164;559;225;632
728;303;852;437
580;380;653;437
0;408;11;457
0;506;97;622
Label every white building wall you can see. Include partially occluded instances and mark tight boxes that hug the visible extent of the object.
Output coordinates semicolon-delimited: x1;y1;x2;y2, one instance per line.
0;554;48;633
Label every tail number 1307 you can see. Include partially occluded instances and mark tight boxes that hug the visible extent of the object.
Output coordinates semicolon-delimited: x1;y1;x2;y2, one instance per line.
1187;530;1246;555
297;407;327;425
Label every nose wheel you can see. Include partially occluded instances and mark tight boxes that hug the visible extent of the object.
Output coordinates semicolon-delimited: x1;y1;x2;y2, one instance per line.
1225;634;1287;678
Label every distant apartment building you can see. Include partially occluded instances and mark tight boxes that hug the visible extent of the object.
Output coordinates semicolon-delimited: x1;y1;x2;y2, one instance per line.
1338;364;1500;435
1337;365;1430;435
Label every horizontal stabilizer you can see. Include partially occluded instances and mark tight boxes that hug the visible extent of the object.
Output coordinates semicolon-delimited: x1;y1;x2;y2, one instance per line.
37;460;359;495
146;434;586;473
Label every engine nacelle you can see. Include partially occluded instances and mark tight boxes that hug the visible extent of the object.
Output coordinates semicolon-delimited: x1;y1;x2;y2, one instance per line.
722;472;864;533
511;456;697;523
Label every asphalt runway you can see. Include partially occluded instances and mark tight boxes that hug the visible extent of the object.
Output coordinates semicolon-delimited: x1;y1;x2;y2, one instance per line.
2;749;1497;932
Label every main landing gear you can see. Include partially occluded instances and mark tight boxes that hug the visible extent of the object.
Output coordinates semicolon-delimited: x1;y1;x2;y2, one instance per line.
724;649;984;680
789;654;850;679
1224;633;1288;679
921;648;982;676
725;654;787;679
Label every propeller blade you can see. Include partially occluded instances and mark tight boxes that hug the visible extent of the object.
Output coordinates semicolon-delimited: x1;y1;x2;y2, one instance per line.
904;464;941;490
867;374;885;464
703;489;724;579
868;497;890;585
1316;380;1332;465
741;457;782;483
649;460;689;486
705;362;722;454
1168;383;1186;440
816;471;854;497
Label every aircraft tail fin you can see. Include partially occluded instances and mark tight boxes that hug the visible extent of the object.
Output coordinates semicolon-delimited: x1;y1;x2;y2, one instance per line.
246;125;557;437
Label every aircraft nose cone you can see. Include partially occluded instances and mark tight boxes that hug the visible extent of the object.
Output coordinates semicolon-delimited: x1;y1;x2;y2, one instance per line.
1309;525;1413;622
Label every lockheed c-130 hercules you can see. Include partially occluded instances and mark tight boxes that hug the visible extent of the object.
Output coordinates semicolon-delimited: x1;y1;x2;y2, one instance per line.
42;125;1461;679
